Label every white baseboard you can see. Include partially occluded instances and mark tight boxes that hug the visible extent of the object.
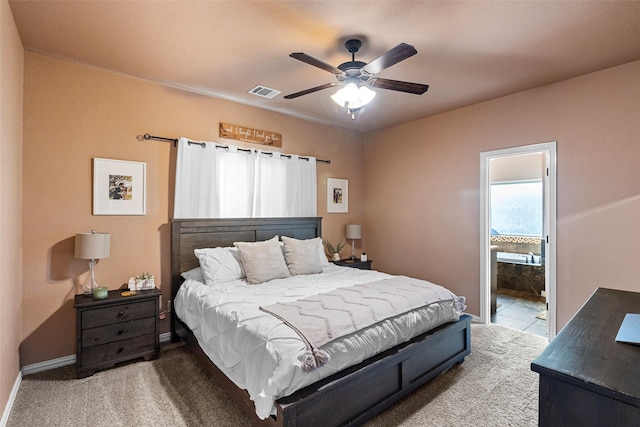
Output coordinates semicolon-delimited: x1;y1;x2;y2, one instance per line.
0;371;22;427
20;332;173;376
467;313;482;323
160;332;171;343
21;354;76;376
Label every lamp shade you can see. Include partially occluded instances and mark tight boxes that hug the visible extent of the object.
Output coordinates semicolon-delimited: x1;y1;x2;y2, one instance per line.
345;224;362;240
331;83;376;110
75;231;110;260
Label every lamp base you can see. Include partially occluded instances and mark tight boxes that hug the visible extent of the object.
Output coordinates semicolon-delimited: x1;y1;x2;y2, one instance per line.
351;238;356;261
83;259;100;295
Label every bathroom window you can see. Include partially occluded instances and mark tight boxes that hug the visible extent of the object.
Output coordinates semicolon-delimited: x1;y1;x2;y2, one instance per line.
490;180;543;237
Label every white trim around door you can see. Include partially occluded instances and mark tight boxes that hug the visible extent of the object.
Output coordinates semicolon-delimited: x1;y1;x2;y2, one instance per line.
479;141;557;339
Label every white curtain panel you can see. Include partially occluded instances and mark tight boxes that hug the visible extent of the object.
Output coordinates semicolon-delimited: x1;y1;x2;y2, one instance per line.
253;150;285;217
219;146;256;218
174;137;317;218
174;137;222;218
286;154;317;217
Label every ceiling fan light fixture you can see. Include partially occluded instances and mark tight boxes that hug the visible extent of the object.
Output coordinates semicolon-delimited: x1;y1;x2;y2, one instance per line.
331;83;376;116
285;39;426;119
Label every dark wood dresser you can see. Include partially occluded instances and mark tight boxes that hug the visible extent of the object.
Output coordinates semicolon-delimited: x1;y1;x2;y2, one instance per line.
74;288;161;378
531;287;640;426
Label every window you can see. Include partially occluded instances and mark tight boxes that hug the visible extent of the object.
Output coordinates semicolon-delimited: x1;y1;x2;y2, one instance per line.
490;180;542;237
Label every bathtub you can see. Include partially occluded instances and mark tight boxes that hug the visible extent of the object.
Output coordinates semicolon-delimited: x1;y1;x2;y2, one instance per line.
497;251;541;266
496;252;545;296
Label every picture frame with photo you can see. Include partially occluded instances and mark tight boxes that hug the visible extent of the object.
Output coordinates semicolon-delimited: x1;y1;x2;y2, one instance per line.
327;178;348;213
93;158;146;215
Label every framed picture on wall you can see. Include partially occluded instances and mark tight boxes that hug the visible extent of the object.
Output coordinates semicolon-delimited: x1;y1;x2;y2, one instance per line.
327;178;348;213
93;158;146;215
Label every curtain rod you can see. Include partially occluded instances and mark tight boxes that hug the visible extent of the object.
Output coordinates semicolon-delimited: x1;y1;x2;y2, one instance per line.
138;133;331;164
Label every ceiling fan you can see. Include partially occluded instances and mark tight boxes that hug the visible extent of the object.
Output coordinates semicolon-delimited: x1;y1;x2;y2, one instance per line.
284;38;429;116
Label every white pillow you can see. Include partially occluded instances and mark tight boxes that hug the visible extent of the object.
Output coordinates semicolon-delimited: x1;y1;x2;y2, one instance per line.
281;236;324;275
194;247;245;286
180;266;204;283
234;236;290;284
317;238;330;266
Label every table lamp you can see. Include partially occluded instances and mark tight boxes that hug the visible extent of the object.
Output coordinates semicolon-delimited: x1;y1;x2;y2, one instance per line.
345;224;362;261
75;230;110;295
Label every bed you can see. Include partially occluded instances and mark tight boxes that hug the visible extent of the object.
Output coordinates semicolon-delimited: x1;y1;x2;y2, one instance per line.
171;217;471;426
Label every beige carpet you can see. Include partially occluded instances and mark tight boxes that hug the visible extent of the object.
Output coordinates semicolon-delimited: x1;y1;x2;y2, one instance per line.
7;324;547;427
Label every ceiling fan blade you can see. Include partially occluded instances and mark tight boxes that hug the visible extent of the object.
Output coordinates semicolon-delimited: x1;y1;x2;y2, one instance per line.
370;78;429;94
362;43;418;75
284;82;341;99
290;53;342;75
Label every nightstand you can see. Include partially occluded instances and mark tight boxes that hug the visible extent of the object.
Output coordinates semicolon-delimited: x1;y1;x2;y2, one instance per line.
74;288;161;378
332;258;373;270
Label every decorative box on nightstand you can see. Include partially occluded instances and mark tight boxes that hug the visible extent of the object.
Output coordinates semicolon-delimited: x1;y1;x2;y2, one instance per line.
332;258;373;270
74;288;161;378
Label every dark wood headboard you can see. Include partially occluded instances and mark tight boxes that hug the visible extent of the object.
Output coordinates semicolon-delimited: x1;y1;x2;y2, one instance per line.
170;217;322;339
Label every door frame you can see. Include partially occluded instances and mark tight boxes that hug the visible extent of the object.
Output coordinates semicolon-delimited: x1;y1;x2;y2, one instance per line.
479;141;557;339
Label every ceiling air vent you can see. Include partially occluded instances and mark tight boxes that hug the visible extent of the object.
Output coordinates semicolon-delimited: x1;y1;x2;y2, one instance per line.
248;85;281;99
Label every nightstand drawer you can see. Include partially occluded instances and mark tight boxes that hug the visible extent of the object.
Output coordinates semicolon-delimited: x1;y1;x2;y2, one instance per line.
81;317;156;348
81;333;156;367
81;300;156;329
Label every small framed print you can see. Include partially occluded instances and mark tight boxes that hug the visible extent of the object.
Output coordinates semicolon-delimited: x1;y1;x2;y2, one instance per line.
327;178;348;213
93;158;146;215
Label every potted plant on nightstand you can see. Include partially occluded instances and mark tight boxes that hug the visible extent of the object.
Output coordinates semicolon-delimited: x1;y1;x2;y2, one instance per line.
128;272;155;290
324;239;346;262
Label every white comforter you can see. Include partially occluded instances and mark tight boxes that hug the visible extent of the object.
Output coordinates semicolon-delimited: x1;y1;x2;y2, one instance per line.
174;264;462;420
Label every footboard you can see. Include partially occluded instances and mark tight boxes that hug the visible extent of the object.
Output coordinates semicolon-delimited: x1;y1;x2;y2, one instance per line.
175;314;471;427
275;314;471;426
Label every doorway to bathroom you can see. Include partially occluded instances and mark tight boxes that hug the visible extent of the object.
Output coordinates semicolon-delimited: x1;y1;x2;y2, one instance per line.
479;142;557;340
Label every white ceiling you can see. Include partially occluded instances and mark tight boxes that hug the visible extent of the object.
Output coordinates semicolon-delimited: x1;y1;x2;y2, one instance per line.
9;1;640;133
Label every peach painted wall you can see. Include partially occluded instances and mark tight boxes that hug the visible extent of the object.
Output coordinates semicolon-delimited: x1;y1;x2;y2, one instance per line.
364;60;640;332
21;52;364;366
0;0;23;417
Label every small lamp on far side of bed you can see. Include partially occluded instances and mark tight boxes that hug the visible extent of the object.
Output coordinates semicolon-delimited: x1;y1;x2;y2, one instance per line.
75;230;110;296
345;224;362;261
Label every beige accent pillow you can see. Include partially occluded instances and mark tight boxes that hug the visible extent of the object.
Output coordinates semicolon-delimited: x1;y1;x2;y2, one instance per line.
234;236;290;284
281;236;324;275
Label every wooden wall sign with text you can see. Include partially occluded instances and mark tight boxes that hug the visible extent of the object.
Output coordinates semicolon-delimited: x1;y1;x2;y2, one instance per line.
219;122;282;147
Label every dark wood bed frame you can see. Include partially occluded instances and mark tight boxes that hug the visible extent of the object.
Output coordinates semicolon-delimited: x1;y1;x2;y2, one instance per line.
171;217;471;426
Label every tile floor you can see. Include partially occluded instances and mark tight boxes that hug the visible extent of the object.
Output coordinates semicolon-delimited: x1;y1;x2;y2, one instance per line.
491;289;547;337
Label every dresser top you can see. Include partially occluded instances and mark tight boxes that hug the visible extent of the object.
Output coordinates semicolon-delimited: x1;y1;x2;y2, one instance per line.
532;287;640;402
74;288;161;308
